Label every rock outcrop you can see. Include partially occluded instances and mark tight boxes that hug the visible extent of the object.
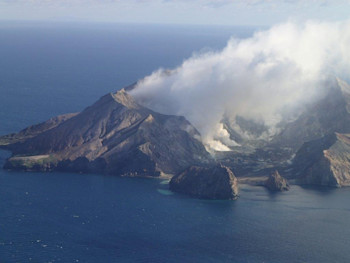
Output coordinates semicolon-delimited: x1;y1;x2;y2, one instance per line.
272;78;350;152
264;170;289;191
292;133;350;187
0;89;213;176
216;78;350;180
169;165;239;199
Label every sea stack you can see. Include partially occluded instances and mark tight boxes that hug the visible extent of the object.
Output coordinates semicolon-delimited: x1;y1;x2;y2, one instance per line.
169;164;239;199
265;170;290;191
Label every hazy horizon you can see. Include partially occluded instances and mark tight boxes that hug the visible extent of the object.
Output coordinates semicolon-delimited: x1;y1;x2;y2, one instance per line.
1;0;349;26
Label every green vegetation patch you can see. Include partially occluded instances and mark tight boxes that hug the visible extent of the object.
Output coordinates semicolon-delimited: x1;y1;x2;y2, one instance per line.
7;155;58;171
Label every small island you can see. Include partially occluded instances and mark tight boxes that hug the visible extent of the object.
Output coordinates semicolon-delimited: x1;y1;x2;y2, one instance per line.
264;171;290;192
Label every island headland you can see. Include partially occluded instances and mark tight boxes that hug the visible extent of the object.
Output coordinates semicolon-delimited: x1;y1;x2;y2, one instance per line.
2;78;350;199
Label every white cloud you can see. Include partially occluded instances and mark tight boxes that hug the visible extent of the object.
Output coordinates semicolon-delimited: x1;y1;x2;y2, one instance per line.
131;20;350;150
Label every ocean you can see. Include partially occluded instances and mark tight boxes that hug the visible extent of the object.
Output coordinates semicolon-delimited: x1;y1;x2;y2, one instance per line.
1;22;350;263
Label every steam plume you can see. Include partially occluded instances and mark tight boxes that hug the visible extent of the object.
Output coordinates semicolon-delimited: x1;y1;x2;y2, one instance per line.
130;20;350;151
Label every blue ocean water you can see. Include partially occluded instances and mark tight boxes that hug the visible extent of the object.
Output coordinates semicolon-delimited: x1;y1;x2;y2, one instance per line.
1;22;350;263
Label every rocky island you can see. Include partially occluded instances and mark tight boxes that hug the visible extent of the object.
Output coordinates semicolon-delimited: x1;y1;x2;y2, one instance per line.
264;171;290;192
2;78;350;199
170;164;239;199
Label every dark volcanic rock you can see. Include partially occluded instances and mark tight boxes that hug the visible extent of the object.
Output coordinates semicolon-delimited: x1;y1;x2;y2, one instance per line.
0;89;213;177
169;165;239;199
265;170;289;191
292;133;350;187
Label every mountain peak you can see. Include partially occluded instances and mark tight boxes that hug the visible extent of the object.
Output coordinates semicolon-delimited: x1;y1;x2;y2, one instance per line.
111;88;140;109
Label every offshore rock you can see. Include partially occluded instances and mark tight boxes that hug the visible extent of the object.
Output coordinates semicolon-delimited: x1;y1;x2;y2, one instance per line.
169;164;239;199
265;170;290;191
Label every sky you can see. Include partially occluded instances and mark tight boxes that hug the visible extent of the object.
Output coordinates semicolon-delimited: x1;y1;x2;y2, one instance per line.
0;0;350;26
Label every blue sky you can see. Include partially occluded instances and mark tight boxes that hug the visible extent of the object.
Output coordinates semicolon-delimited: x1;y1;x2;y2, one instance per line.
0;0;349;26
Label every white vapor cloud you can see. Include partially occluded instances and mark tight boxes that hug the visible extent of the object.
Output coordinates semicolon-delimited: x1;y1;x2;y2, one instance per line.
130;20;350;151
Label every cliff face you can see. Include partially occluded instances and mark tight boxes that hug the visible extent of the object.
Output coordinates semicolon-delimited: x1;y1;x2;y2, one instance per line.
272;78;350;152
265;170;289;191
1;89;213;176
292;133;350;187
169;165;239;199
215;78;350;180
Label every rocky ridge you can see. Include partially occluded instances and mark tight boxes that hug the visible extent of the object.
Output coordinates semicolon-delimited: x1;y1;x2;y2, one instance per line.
0;89;213;177
292;133;350;187
216;78;350;179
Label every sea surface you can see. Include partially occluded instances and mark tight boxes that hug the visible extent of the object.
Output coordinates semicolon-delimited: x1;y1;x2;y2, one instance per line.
1;22;350;263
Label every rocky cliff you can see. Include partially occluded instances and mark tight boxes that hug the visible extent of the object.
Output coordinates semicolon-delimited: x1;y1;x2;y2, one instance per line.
169;165;239;199
264;170;289;191
0;89;213;176
292;133;350;187
216;78;350;180
271;78;350;152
